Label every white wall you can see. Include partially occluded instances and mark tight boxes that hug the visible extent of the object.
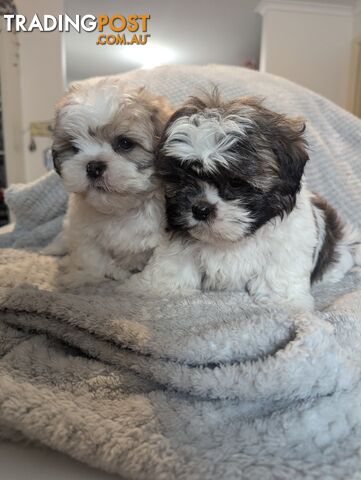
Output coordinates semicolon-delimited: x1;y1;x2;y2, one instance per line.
354;0;361;38
258;2;354;108
64;0;262;83
11;0;65;183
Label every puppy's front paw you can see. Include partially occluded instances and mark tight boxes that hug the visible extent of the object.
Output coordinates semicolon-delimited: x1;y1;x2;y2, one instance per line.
40;233;68;257
105;266;132;283
245;277;314;311
57;270;103;290
116;274;154;295
116;277;198;297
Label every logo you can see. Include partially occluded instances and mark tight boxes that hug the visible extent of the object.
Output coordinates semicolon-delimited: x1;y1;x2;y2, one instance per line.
3;14;151;46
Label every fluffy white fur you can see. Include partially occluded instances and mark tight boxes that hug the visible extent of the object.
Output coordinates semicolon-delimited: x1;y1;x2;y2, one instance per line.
46;78;172;287
163;112;254;174
56;191;164;286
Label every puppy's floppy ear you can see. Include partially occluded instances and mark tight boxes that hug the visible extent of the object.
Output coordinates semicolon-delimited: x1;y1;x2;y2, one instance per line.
134;88;173;140
52;93;72;177
51;146;62;176
271;116;309;195
148;95;174;139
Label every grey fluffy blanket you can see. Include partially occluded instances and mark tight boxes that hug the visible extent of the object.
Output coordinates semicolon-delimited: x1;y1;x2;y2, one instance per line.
0;171;67;248
1;249;361;479
1;65;361;479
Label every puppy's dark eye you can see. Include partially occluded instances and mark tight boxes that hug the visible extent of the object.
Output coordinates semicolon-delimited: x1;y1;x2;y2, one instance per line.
71;145;79;154
113;135;135;153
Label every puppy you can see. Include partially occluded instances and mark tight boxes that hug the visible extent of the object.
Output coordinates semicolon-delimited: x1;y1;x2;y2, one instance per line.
122;90;361;310
49;77;172;287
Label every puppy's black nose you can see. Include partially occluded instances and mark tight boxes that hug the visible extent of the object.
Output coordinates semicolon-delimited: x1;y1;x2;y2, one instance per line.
192;202;215;221
86;161;106;179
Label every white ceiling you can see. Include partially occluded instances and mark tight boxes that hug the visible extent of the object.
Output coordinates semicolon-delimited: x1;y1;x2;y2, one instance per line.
64;0;262;83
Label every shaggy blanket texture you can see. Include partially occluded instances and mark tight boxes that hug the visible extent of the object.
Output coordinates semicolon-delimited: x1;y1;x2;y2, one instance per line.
0;171;67;248
1;65;361;479
1;249;361;479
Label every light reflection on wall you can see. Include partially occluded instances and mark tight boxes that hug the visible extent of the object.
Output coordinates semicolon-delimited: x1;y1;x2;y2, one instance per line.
64;0;262;83
122;43;177;69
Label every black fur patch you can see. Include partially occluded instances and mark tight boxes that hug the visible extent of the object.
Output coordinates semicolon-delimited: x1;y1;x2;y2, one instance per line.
52;148;62;176
311;195;344;283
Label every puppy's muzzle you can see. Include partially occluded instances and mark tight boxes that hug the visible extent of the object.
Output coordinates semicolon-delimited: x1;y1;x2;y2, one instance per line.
192;201;215;221
86;161;107;179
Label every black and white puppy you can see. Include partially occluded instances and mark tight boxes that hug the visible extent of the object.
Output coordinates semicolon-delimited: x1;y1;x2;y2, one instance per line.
122;91;361;310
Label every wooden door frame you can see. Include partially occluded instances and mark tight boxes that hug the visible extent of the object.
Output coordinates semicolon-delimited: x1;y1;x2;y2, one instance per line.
0;24;26;185
348;35;361;118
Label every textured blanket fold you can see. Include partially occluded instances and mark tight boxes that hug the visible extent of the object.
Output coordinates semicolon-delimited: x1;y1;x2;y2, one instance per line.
2;64;361;479
0;172;67;248
2;249;361;479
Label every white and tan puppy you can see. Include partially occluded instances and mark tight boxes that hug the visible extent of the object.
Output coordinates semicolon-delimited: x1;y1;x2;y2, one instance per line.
122;91;361;310
49;77;172;287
